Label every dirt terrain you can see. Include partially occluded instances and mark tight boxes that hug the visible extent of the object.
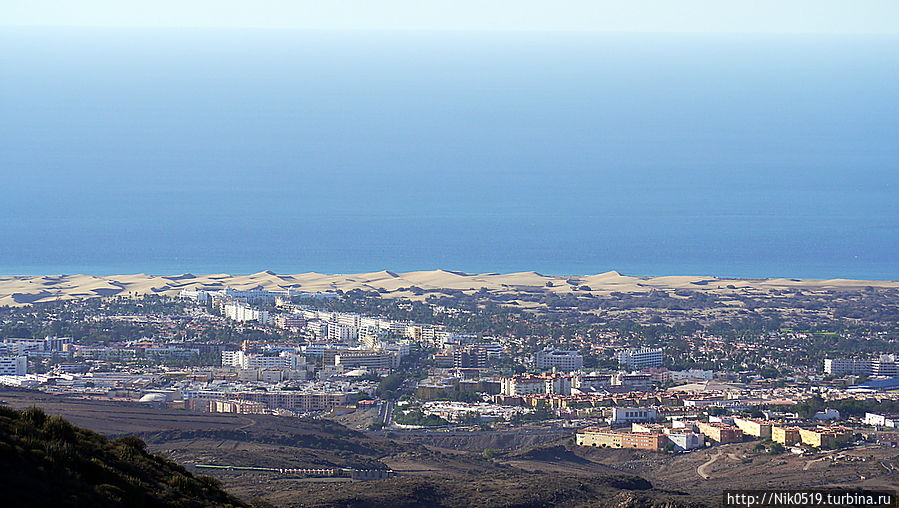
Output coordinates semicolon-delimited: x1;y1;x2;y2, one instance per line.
0;389;693;506
3;388;897;506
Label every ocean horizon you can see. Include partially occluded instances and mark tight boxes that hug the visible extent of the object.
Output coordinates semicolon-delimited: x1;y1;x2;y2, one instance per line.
2;28;897;280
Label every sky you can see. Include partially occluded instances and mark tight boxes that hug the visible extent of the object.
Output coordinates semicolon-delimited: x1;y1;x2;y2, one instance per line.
3;0;899;34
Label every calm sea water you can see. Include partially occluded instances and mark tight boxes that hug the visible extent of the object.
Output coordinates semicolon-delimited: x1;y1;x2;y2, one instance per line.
1;29;897;279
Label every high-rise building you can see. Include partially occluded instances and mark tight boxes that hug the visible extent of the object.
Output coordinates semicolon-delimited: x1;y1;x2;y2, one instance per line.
616;348;663;370
453;346;488;369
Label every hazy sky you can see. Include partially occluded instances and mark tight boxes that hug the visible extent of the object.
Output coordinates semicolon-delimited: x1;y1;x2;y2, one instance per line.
4;0;898;34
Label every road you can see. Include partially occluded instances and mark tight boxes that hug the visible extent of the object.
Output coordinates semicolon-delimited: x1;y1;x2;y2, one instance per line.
380;429;574;436
803;454;834;471
380;400;394;426
697;450;722;480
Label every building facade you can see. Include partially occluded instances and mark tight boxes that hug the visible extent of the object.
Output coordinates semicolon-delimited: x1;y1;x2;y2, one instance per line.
616;348;663;370
534;349;584;371
697;422;744;443
733;418;773;439
576;427;666;450
0;356;27;376
610;408;658;424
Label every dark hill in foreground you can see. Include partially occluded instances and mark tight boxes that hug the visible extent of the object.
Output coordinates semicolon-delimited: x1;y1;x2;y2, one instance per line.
0;405;247;507
269;473;705;508
0;392;709;507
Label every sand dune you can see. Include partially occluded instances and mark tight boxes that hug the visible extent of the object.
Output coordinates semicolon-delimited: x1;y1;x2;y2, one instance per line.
0;270;895;307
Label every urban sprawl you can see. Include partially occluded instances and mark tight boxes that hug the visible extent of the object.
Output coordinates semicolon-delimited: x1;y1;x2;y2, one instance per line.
1;287;898;458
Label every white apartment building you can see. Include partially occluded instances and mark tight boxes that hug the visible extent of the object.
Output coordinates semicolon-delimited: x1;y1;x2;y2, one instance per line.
405;325;448;347
223;303;272;325
359;327;387;349
222;350;245;367
222;350;303;371
825;358;874;375
545;375;573;396
500;375;547;396
1;337;72;357
337;314;362;328
245;355;291;370
335;350;399;370
610;407;658;424
0;343;21;356
824;355;899;377
616;348;663;370
0;356;27;376
863;412;899;428
328;323;358;343
534;349;584;371
666;432;704;451
500;374;572;396
873;355;899;377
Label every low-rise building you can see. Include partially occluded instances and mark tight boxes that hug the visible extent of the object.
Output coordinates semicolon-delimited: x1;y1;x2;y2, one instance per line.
610;407;658;425
237;390;349;412
211;399;266;414
697;422;744;443
667;432;705;451
612;373;652;391
335;350;399;370
798;427;852;449
863;412;899;428
733;417;773;439
814;408;840;421
574;373;612;390
669;369;714;381
576;427;667;451
824;355;899;376
500;374;572;396
416;380;458;400
772;425;802;446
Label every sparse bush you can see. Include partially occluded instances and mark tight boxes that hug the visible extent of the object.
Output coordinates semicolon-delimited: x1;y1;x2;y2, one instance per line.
43;415;75;442
21;406;47;427
113;435;148;452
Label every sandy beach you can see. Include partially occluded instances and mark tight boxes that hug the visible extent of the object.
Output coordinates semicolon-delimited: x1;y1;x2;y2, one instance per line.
0;270;896;307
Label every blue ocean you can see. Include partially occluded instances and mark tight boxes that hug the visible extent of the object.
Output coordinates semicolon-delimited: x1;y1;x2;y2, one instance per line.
1;29;897;279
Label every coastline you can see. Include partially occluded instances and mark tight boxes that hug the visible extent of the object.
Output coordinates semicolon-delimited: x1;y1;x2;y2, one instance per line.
1;270;896;307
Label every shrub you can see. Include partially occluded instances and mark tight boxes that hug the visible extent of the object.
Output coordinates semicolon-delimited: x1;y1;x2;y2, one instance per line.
114;435;148;452
21;407;48;427
43;415;76;443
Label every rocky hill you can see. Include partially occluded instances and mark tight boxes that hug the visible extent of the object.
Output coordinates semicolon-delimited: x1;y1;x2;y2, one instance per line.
0;405;246;507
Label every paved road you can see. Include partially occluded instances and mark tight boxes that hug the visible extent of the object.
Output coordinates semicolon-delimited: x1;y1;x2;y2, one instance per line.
382;400;394;425
382;429;574;436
